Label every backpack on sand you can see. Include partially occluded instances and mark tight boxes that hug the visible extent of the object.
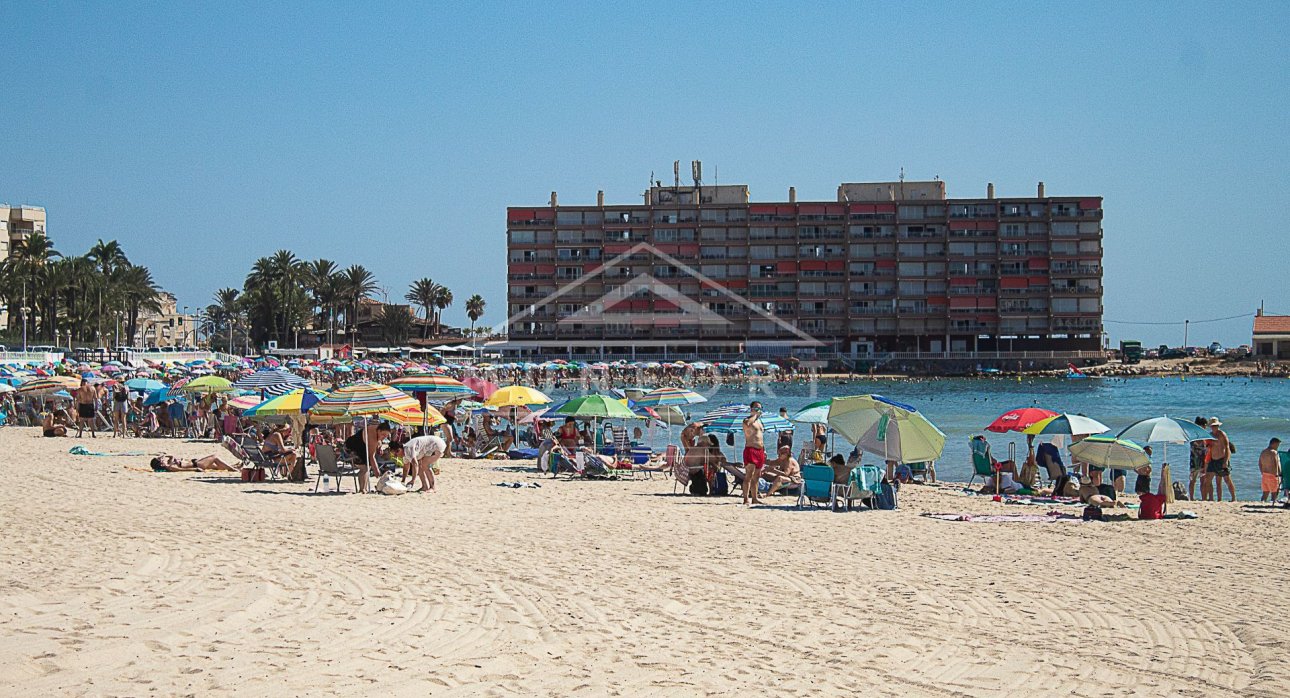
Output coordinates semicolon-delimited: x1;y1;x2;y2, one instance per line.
712;470;729;497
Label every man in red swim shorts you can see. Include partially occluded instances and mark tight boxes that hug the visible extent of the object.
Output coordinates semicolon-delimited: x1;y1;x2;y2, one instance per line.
742;401;766;505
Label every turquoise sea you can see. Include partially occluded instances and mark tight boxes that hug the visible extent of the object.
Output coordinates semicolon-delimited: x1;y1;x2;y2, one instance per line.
542;376;1290;501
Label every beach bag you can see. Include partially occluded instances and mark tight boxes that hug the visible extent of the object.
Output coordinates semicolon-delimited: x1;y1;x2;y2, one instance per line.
713;470;729;496
688;473;709;496
875;481;898;510
1172;481;1189;501
377;473;408;495
1082;505;1104;521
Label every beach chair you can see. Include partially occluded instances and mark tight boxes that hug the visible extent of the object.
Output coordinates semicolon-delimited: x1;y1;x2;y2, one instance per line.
968;436;995;487
610;426;631;456
907;461;935;483
797;463;838;510
840;464;885;510
672;453;691;494
237;435;282;480
1280;451;1290;503
313;444;361;493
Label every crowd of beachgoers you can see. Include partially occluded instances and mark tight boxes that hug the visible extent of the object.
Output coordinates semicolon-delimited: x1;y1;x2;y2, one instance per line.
4;351;1287;518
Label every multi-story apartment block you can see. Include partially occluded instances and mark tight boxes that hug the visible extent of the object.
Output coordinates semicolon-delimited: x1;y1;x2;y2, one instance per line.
505;177;1103;359
1;204;48;327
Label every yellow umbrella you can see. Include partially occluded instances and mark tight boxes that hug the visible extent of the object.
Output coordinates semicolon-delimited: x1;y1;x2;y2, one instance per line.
484;385;552;408
182;375;234;394
383;404;447;428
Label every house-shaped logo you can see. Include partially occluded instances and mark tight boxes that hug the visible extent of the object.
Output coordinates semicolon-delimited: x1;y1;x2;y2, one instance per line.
504;242;823;347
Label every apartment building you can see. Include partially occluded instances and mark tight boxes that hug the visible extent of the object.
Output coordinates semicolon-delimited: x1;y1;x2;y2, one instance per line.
505;178;1103;358
1;204;48;327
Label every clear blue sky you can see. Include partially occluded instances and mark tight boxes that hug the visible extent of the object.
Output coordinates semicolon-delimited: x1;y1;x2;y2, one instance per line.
3;2;1286;346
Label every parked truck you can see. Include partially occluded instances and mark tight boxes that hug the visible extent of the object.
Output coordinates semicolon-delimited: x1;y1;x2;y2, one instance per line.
1120;340;1143;364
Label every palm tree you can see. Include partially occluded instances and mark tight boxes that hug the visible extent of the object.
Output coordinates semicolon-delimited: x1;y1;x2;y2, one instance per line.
117;264;162;345
465;294;486;338
432;286;454;337
405;277;439;339
340;265;379;339
305;259;341;344
87;239;128;342
4;232;60;339
379;304;415;345
206;288;242;353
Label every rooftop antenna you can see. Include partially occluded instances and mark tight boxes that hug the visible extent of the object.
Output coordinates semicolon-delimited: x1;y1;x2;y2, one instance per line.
899;167;906;200
673;160;681;189
691;160;702;188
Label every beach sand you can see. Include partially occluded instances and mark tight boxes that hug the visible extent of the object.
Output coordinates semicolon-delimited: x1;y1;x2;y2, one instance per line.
1;427;1288;697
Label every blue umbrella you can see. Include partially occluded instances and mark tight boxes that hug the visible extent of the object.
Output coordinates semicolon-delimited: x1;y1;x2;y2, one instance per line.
126;378;167;392
144;388;185;406
703;407;794;434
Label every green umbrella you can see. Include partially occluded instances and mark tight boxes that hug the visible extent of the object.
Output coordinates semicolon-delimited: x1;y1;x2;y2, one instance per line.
1069;435;1150;470
552;394;637;420
827;394;946;464
790;398;832;424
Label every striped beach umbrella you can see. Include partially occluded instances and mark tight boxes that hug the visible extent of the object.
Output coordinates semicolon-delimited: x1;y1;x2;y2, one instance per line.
242;388;325;417
635;386;708;408
704;410;795;434
17;376;82;393
309;381;419;419
386;375;473;398
232;368;310;396
226;394;264;411
382;404;448;428
697;403;750;424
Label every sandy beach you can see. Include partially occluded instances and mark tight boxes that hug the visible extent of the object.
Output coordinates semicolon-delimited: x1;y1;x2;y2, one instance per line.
1;427;1287;697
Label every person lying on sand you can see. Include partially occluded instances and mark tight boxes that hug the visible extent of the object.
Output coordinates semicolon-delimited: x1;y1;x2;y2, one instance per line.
149;454;239;472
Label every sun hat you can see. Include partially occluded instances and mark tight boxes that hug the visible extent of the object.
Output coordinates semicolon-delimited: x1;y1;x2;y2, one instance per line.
1208;417;1223;427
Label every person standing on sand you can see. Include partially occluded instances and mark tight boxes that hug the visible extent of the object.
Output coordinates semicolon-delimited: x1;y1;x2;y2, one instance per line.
74;378;98;438
741;401;766;506
1189;416;1208;500
1204;417;1235;502
1259;438;1281;503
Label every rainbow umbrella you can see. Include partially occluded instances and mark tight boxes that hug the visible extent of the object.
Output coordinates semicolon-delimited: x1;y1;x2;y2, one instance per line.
986;407;1058;434
242;388;325;417
226;394;265;411
18;376;82;393
310;381;419;419
387;375;473;398
382;404;448;428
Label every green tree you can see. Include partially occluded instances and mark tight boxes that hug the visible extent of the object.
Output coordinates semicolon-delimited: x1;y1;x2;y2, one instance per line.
465;294;486;337
405;277;439;339
432;285;454;337
379;304;414;345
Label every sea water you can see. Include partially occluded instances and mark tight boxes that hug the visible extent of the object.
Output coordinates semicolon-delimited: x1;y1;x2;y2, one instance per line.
542;375;1290;501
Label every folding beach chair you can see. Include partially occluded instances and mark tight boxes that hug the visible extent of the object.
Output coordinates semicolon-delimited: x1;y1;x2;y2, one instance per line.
610;426;631;456
797;463;838;510
672;452;691;494
968;436;995;488
1280;451;1290;504
313;444;361;493
237;435;283;480
907;461;935;484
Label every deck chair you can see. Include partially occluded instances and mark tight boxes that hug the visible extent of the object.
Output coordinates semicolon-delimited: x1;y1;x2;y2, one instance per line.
313;444;361;493
968;436;995;487
577;447;626;479
1280;451;1290;503
906;461;935;483
238;435;282;480
840;464;885;510
672;452;691;494
797;463;838;509
610;426;631;456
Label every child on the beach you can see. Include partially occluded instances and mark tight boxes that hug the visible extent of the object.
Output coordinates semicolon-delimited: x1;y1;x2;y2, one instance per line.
1258;438;1281;503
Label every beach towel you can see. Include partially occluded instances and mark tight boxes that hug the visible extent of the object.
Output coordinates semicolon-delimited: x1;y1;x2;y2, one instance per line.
924;512;1084;523
508;447;539;460
69;445;146;457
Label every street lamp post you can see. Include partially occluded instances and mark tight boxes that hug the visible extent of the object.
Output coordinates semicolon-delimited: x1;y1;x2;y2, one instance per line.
21;306;30;352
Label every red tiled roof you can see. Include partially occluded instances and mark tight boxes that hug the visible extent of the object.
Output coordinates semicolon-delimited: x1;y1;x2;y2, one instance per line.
1253;315;1290;334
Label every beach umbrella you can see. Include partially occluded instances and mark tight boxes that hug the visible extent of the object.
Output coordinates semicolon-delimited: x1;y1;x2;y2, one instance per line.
789;398;833;424
0;383;13;393
242;388;326;417
1115;416;1213;462
310;381;419;419
697;403;750;424
986;407;1058;434
182;375;234;394
635;386;708;408
17;376;81;393
232;367;310;396
552;394;637;420
1022;413;1110;437
143;387;185;406
225;394;264;411
125;378;167;393
461;376;500;400
1069;435;1150;470
386;375;472;398
704;410;795;435
382;403;447;428
1116;417;1212;445
827;394;947;464
485;385;552;408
